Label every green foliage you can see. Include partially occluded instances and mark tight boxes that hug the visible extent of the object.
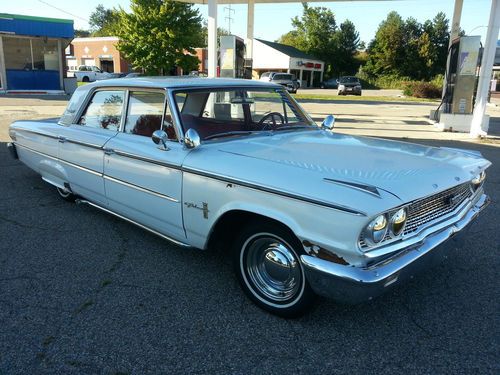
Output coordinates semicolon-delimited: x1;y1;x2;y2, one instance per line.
364;11;450;81
402;81;441;98
116;0;204;75
89;4;121;37
74;29;91;38
277;4;360;77
201;22;230;47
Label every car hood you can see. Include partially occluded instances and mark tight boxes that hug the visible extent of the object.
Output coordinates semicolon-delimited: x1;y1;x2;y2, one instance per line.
183;130;490;215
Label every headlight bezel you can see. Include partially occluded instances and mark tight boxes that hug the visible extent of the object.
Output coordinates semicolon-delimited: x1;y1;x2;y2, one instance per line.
362;214;389;246
360;206;409;251
471;171;486;189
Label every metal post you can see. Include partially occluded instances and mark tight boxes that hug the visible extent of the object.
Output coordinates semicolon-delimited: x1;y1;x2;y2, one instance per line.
450;0;464;46
207;0;218;78
471;0;500;136
246;0;254;61
299;69;303;88
310;70;314;87
0;36;6;91
320;69;324;83
58;39;64;90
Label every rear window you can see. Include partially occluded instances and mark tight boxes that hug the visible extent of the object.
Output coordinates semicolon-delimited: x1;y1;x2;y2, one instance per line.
273;74;293;81
59;88;88;125
339;76;359;83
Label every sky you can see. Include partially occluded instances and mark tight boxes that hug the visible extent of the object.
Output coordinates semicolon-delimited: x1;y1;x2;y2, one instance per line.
2;0;493;45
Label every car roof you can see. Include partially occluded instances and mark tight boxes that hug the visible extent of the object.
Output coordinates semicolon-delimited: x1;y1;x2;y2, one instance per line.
81;77;279;90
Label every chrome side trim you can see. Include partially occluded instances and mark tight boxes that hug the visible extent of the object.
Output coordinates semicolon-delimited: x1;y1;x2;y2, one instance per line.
76;199;191;248
15;143;103;177
183;167;366;216
65;138;102;150
104;175;179;203
17;128;59;140
113;149;182;170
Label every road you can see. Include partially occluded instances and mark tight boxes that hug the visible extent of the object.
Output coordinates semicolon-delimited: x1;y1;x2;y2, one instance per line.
0;96;499;374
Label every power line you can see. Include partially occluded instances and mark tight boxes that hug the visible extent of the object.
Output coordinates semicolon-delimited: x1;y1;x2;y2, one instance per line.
224;5;235;33
37;0;89;23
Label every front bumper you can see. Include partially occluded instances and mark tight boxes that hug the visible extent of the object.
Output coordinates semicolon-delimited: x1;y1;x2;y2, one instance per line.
301;193;490;304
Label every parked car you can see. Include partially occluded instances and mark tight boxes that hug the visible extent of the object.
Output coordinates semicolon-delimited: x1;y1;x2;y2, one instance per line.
74;65;116;82
337;76;362;95
320;78;338;89
125;72;143;78
260;72;299;93
7;78;490;317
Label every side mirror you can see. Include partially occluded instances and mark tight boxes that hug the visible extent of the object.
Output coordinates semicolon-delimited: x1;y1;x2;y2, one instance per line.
152;130;169;150
184;128;201;149
322;115;335;130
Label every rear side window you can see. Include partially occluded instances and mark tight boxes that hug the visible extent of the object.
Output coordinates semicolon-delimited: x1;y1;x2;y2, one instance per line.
78;90;124;131
124;91;171;138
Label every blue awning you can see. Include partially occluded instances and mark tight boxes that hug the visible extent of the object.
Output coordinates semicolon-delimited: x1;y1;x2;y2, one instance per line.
0;13;73;39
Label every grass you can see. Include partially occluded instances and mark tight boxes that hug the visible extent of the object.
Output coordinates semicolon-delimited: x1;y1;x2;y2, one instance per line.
77;82;88;87
293;93;440;103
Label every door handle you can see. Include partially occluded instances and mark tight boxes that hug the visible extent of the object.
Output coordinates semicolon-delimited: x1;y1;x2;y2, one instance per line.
58;136;66;143
103;148;115;155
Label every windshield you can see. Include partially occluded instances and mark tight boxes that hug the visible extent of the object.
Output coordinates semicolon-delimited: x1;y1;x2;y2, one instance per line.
174;87;316;141
339;76;359;84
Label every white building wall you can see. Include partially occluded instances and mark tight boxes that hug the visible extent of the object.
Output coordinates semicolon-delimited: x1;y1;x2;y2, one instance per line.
252;39;290;70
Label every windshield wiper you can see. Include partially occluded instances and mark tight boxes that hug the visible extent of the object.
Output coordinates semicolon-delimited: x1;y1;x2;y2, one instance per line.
204;130;258;140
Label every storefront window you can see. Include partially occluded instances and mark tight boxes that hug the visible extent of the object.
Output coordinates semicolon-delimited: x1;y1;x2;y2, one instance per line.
31;39;59;71
3;36;59;71
3;37;32;70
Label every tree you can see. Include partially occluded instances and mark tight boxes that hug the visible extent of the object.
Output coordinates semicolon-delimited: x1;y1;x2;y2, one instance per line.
89;4;120;37
276;4;360;77
116;0;205;75
364;11;450;81
74;29;91;38
201;22;230;47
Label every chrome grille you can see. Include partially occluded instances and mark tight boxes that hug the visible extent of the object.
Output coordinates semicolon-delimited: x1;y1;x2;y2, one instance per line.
403;183;472;235
359;183;473;249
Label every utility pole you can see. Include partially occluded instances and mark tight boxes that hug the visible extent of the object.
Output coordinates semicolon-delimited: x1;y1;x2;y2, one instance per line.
224;5;235;33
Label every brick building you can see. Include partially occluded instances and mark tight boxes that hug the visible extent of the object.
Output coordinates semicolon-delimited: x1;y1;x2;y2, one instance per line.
66;37;129;74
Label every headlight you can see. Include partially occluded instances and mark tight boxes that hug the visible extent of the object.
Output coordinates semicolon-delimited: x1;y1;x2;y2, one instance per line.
363;214;388;245
355;85;362;89
339;85;345;89
390;208;407;236
471;171;486;186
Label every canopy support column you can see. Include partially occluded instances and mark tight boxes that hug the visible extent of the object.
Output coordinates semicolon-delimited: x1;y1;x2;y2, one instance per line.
450;0;463;46
207;0;218;78
246;0;254;61
471;0;500;136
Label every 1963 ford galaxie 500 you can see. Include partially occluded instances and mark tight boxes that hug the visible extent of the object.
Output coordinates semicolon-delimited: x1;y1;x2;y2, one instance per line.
7;78;490;317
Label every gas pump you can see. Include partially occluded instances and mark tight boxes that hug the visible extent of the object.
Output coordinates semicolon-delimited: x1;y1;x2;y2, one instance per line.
437;36;481;117
219;35;247;79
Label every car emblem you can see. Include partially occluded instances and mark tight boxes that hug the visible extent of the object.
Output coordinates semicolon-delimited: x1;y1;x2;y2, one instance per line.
447;194;461;206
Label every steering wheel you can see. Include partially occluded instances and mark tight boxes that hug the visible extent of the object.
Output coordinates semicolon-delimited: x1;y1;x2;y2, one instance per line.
257;112;285;130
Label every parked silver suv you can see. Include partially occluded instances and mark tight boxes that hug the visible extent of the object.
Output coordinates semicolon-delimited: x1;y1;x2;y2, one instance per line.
260;72;299;93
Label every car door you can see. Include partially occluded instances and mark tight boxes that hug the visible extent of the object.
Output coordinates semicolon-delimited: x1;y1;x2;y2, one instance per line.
102;89;187;241
58;89;125;206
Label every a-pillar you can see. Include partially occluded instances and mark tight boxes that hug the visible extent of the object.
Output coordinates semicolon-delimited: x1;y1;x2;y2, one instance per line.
471;0;500;136
207;0;218;78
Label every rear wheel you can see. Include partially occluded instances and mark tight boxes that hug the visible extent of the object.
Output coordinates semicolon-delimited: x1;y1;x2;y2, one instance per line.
82;76;90;82
232;221;316;318
56;187;76;202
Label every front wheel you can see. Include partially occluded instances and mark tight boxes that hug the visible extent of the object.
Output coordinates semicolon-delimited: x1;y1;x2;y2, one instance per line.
232;221;316;318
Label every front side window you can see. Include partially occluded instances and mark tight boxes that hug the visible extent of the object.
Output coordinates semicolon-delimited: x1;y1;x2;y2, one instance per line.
79;90;124;131
124;91;176;139
174;88;316;141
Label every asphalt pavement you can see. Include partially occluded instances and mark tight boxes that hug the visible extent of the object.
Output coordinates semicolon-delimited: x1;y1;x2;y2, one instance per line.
0;136;499;374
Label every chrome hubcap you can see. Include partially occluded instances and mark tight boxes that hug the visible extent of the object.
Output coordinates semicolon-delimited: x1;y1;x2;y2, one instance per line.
244;236;302;303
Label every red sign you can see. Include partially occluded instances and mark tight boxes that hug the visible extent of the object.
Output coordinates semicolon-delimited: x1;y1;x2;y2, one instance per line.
314;63;321;69
304;62;314;68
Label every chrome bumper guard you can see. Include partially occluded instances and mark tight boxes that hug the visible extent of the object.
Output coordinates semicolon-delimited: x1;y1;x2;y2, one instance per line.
301;194;490;304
